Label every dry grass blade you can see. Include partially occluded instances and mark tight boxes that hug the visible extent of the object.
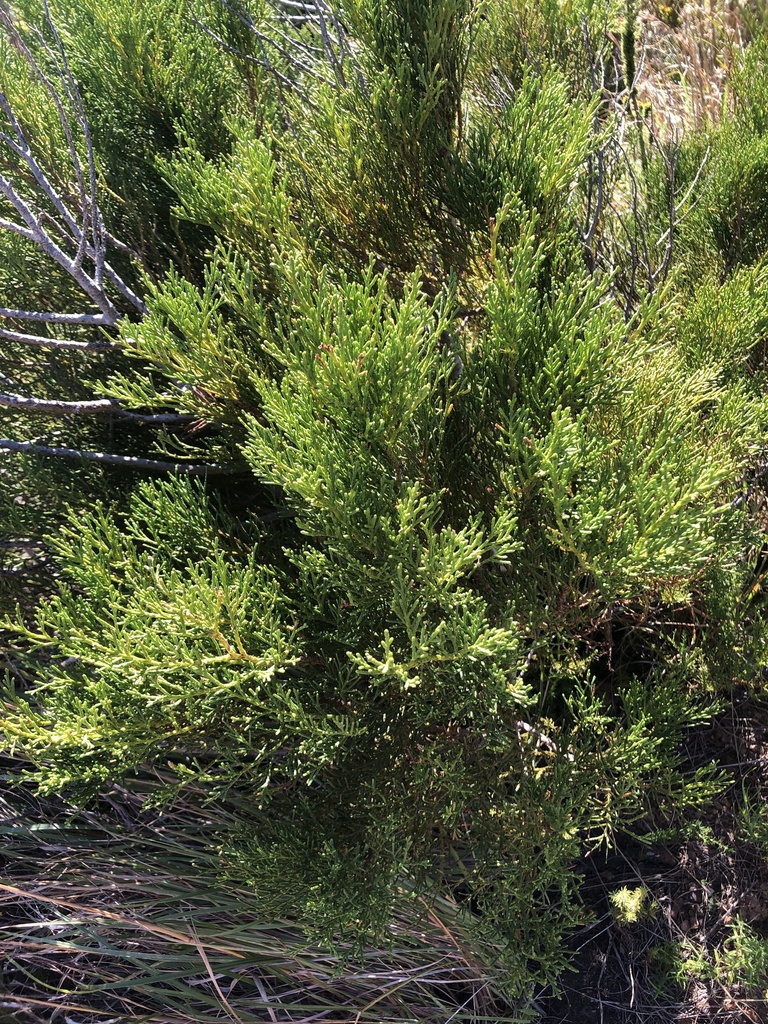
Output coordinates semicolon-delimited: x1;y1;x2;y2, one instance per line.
0;759;522;1023
636;0;751;137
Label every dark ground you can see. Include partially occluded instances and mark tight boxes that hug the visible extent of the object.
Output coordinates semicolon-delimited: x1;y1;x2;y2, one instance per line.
541;693;768;1024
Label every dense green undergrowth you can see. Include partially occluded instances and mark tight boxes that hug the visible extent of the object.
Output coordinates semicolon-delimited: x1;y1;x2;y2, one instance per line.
2;0;768;1018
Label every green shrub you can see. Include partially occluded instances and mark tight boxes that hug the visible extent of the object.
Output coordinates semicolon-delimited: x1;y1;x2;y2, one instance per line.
1;0;768;1008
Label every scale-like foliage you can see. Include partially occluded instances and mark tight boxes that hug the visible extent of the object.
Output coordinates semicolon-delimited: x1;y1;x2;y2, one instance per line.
2;0;768;1006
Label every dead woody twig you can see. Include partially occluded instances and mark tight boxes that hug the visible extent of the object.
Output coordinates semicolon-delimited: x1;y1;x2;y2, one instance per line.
0;0;147;324
0;2;230;473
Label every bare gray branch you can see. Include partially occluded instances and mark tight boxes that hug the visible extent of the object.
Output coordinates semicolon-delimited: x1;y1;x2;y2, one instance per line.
0;437;232;474
0;325;116;350
0;2;147;322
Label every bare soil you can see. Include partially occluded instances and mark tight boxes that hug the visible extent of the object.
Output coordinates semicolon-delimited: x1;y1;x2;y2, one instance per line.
540;693;768;1023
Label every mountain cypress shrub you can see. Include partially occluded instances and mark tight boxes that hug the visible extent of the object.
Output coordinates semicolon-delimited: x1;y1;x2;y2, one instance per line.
2;0;768;1003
